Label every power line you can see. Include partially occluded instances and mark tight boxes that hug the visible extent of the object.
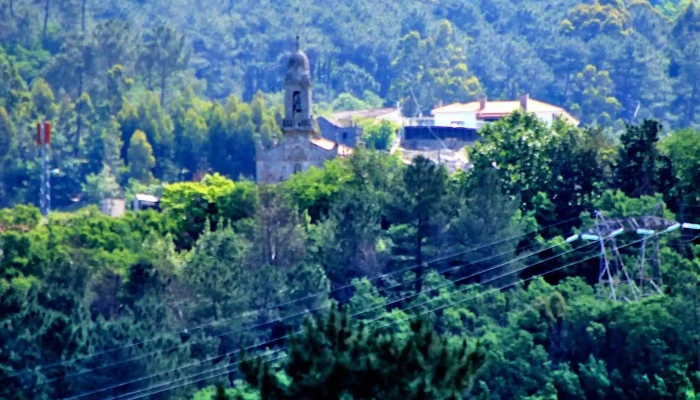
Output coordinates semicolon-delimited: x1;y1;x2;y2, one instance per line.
409;86;447;165
14;213;699;398
4;214;581;387
56;235;570;399
111;231;667;400
63;232;597;400
105;241;597;400
23;211;695;397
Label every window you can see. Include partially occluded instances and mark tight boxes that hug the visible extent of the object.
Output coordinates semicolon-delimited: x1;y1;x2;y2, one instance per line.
292;91;302;113
294;163;302;173
342;131;348;140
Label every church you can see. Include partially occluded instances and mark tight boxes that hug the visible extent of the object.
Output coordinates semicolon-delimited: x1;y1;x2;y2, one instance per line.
255;37;353;184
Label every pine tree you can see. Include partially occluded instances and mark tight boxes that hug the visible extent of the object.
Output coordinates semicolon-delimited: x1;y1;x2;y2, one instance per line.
127;129;156;184
239;306;485;400
393;156;449;294
614;119;668;198
215;384;231;400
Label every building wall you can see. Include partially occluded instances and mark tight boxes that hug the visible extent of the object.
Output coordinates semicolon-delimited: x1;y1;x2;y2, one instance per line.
256;133;340;183
434;111;558;128
433;112;478;128
401;139;471;151
317;117;360;148
534;112;554;125
100;198;126;217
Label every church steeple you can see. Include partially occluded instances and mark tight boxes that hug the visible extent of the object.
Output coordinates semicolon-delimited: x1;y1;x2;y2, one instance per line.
283;36;313;135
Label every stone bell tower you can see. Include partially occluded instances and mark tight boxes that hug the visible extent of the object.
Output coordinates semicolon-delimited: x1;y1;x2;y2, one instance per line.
282;36;313;137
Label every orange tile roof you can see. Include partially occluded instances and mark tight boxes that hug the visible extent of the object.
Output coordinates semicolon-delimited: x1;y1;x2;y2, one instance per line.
431;98;579;125
311;137;336;150
310;137;355;156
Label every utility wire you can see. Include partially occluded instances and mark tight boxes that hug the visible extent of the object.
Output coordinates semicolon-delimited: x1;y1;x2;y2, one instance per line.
5;214;580;386
107;242;598;400
64;232;597;400
16;219;576;397
18;213;698;399
9;230;576;394
112;231;664;400
34;211;694;397
58;233;578;400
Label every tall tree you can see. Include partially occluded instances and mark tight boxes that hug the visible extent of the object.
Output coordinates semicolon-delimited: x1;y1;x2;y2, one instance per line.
138;24;191;105
240;307;485;400
40;0;51;44
250;185;307;270
614;119;668;198
469;110;557;212
447;168;528;285
94;20;134;76
127;129;156;184
314;185;386;290
660;128;700;210
391;156;448;294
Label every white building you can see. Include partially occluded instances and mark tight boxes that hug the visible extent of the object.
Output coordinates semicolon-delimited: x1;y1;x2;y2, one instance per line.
133;194;160;211
100;198;126;218
429;94;579;129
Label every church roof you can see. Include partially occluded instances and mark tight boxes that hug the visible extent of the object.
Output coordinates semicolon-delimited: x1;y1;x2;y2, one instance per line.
287;36;310;79
288;50;310;71
311;137;354;157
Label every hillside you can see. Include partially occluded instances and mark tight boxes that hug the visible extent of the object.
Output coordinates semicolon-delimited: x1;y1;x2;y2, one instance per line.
2;1;700;399
1;0;700;209
2;110;700;399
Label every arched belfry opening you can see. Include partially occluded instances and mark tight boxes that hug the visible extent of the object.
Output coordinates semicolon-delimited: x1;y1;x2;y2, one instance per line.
283;36;313;136
254;35;353;185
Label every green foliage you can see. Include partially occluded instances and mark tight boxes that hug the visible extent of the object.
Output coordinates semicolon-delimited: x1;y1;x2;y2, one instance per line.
660;128;700;209
1;4;700;399
240;307;485;400
184;226;249;319
470;111;559;212
283;159;352;222
361;120;398;150
330;93;372;112
127;129;156;184
160;173;257;249
2;116;700;399
83;164;122;202
569;65;622;126
614;119;668;198
0;0;696;210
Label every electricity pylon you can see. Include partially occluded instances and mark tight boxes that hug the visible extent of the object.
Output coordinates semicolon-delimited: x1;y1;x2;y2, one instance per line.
566;206;694;303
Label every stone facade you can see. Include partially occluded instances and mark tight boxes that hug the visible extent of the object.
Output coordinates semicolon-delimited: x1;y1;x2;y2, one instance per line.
255;37;352;184
317;116;361;148
255;135;352;183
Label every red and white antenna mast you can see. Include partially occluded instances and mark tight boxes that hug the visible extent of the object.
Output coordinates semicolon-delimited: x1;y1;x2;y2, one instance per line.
36;121;51;216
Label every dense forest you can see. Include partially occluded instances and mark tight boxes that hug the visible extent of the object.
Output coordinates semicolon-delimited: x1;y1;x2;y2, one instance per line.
2;0;700;399
1;0;700;207
2;111;700;399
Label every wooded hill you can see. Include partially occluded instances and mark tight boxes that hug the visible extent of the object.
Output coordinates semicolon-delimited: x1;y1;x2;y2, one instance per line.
1;0;700;210
2;111;700;399
2;1;700;399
